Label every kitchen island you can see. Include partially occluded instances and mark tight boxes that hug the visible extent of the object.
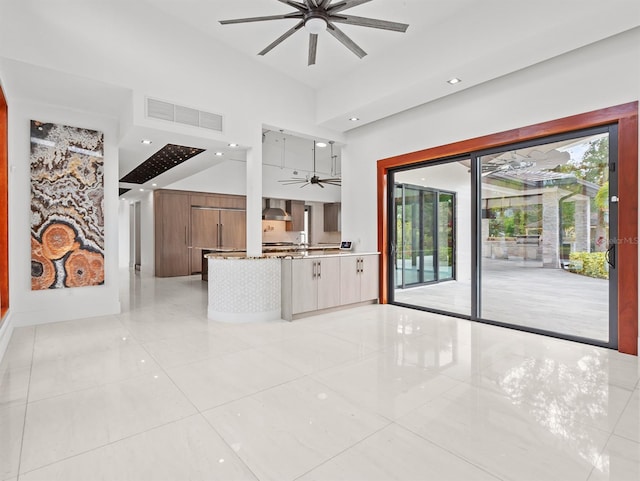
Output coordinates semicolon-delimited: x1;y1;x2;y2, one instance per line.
205;250;379;323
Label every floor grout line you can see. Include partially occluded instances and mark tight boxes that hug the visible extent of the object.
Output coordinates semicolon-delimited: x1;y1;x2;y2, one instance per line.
14;327;36;480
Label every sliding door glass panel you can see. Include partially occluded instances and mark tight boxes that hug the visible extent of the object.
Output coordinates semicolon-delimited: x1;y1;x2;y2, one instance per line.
421;190;437;283
403;187;421;286
394;185;404;288
393;160;470;316
480;132;612;341
438;192;455;280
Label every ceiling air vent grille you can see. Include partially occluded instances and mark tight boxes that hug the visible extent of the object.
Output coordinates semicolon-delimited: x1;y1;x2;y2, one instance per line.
146;98;175;122
175;105;199;127
200;111;223;131
146;97;223;132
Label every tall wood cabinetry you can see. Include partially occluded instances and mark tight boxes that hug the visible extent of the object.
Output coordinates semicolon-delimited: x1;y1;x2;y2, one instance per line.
154;191;190;277
191;208;245;273
155;189;246;277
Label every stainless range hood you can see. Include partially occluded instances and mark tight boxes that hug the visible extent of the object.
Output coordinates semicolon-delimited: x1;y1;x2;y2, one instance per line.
262;199;291;221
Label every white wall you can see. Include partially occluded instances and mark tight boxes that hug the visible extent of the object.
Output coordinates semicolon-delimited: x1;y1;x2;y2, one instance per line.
343;28;640;349
0;1;340;148
8;100;121;325
138;191;155;275
343;28;640;254
118;200;130;268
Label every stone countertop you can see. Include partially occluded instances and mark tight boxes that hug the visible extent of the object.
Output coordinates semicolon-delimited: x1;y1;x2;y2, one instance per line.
197;244;340;253
205;250;380;260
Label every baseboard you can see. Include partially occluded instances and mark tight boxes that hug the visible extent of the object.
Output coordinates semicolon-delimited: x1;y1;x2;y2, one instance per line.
0;311;14;366
10;301;121;328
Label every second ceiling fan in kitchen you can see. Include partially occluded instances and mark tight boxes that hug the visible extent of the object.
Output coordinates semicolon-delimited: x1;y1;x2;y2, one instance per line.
279;140;341;188
219;0;409;66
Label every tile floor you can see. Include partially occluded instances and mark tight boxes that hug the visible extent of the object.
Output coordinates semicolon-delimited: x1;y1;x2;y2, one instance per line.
0;271;639;480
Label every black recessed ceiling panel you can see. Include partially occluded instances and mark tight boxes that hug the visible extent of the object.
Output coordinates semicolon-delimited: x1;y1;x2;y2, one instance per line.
119;188;131;196
119;143;206;184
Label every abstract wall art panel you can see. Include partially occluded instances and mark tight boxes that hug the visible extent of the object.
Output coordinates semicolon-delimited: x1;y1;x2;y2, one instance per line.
30;120;105;290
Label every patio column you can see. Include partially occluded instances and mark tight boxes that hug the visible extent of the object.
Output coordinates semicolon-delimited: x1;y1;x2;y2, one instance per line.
574;197;590;252
542;190;560;268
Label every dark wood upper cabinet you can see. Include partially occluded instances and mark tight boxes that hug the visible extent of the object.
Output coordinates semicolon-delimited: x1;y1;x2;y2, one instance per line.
286;200;305;232
324;202;341;232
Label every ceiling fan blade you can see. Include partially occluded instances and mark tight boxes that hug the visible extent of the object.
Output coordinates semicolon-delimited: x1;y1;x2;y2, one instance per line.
308;33;318;66
299;182;311;188
259;21;305;56
305;0;319;7
276;0;309;11
219;13;301;25
327;23;367;58
279;178;308;184
328;0;373;14
331;14;409;32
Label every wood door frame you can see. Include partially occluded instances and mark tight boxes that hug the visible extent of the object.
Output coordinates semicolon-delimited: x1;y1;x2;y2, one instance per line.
377;102;639;355
0;83;8;321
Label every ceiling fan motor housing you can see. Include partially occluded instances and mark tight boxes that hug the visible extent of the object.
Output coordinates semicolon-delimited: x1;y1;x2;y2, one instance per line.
219;0;409;66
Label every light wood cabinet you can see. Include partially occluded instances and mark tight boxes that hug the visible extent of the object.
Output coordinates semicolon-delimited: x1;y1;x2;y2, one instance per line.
283;256;341;318
340;254;379;305
155;191;190;277
286;200;305;232
324;202;341;232
282;254;377;320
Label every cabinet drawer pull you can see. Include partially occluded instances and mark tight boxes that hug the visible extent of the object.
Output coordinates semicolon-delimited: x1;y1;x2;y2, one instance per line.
318;261;321;279
312;261;317;278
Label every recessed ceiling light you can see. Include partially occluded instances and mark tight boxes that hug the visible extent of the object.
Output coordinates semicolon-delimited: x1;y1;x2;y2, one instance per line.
152;183;157;187
141;139;153;145
447;78;462;85
316;142;327;148
214;152;224;156
228;143;239;148
139;188;144;192
349;117;360;122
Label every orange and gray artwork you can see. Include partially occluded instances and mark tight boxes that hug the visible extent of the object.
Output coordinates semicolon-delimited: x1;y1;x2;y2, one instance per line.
30;120;104;290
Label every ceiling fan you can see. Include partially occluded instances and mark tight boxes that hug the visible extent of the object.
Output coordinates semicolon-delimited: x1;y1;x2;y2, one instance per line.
279;140;341;188
219;0;409;66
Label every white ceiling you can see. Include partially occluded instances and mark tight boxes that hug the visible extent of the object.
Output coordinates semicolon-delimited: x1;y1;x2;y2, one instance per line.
144;0;640;131
0;0;638;201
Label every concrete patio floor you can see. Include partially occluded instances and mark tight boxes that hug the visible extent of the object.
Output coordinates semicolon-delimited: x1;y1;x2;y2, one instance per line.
393;258;610;342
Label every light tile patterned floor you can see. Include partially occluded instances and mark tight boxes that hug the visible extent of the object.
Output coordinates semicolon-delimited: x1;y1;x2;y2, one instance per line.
0;271;638;481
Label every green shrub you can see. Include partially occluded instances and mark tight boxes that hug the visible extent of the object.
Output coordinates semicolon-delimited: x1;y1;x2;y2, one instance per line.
568;251;608;279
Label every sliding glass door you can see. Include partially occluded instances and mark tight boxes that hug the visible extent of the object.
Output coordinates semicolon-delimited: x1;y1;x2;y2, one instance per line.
392;160;470;316
395;185;455;288
389;126;618;348
479;130;616;342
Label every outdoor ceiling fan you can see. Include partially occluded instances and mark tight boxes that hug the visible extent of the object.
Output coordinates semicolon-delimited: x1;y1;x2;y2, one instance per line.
279;140;341;188
219;0;409;66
